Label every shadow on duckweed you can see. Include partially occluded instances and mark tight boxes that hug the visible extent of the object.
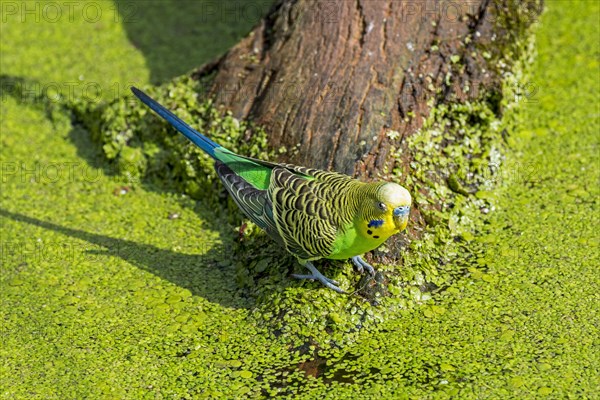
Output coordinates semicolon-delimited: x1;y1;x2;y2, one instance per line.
0;208;310;308
112;0;273;84
0;208;271;309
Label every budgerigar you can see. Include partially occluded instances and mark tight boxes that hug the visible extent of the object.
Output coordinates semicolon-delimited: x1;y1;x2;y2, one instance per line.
131;87;411;293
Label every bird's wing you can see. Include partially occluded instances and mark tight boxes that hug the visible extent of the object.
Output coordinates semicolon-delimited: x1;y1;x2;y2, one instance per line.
269;167;355;260
215;162;281;242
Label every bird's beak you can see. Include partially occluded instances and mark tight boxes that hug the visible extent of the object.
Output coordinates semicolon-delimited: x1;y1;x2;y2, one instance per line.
394;216;409;232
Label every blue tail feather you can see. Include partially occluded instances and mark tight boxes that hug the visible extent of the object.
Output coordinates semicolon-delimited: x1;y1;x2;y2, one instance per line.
131;87;220;158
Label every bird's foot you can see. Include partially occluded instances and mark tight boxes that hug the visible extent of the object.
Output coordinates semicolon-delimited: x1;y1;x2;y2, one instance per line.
351;256;376;276
292;262;346;293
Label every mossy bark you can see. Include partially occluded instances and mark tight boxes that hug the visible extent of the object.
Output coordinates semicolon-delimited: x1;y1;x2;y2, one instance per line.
193;0;542;177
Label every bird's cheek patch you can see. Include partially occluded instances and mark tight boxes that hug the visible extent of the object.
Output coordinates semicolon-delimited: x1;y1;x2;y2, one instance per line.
367;219;384;228
366;220;383;239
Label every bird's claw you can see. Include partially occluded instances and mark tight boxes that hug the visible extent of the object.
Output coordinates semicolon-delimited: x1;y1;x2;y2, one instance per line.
292;262;346;293
351;256;376;276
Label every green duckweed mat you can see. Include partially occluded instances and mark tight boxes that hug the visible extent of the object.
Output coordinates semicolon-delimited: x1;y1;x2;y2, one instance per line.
1;0;598;398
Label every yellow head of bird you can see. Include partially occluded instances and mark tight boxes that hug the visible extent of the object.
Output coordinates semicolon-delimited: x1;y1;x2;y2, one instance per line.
375;182;412;232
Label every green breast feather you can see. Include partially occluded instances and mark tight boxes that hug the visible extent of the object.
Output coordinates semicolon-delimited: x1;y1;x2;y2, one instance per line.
329;224;388;260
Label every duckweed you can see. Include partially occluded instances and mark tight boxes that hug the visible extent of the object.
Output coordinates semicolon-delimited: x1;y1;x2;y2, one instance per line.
2;0;598;398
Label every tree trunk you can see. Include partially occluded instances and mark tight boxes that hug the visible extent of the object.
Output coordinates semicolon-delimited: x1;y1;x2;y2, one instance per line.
193;0;540;177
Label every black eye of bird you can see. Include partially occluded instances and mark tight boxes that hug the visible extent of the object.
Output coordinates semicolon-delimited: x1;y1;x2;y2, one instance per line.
378;202;386;210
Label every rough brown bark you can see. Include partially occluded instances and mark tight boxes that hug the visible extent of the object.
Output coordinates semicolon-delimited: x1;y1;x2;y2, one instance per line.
193;0;539;178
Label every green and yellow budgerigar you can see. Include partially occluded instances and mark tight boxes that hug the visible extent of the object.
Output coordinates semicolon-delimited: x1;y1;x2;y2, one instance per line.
132;87;411;293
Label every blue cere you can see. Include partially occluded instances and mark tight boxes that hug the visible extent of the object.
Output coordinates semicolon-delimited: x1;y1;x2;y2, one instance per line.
393;206;410;217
